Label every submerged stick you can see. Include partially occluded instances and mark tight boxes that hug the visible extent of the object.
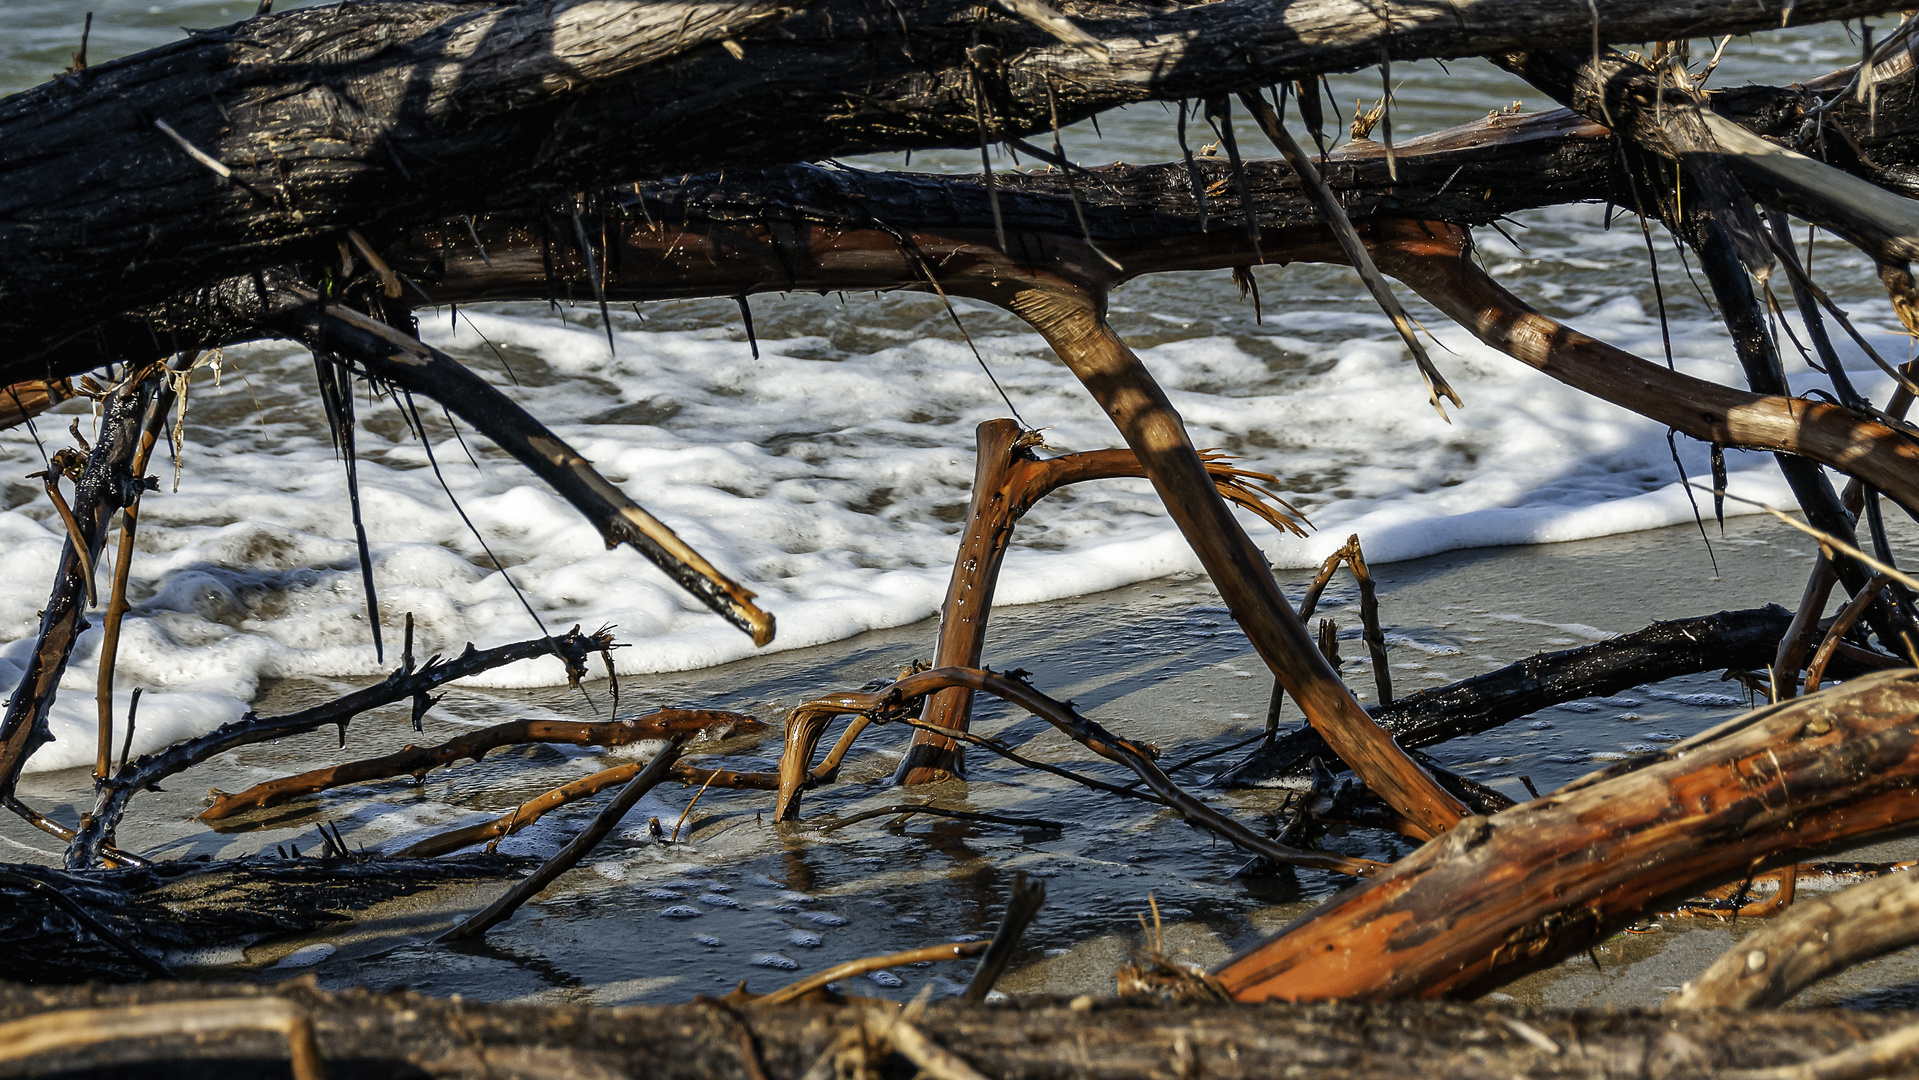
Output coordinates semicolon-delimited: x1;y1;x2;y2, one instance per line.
815;804;1063;834
786;666;1380;876
751;941;991;1007
440;735;687;940
962;873;1046;1003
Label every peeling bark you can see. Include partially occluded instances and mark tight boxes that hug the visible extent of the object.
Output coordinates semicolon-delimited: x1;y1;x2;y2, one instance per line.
1214;670;1919;1001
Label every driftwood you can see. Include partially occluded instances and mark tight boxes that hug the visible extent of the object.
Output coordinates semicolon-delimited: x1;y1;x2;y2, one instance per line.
894;418;1304;783
1216;605;1800;785
0;856;532;984
2;0;1896;371
16;0;1919;1049
0;368;160;804
66;628;619;868
1214;669;1919;1000
1670;869;1919;1010
197;709;762;821
10;981;1919;1078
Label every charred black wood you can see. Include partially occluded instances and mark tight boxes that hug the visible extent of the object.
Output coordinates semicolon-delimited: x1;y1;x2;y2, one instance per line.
0;855;532;984
1213;605;1795;787
30;30;1919;383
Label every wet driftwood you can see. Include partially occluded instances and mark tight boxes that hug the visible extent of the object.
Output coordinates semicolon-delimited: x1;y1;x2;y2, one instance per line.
7;981;1919;1079
0;855;532;983
1215;670;1919;1000
1215;604;1807;785
1670;868;1919;1010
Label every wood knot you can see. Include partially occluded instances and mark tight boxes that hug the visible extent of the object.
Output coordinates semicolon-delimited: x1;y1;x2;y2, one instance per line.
1443;814;1493;857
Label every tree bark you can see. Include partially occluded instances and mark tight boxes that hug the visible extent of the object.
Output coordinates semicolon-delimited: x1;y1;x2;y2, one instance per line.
1669;868;1919;1010
8;981;1919;1078
3;0;1905;370
1213;669;1919;1001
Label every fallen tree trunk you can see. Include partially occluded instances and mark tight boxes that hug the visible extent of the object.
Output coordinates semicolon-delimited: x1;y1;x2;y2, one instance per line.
1212;669;1919;1001
3;0;1897;370
0;855;532;984
7;981;1919;1078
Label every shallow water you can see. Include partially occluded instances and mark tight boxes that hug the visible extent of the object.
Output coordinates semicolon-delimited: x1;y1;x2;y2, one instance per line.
5;2;1919;1007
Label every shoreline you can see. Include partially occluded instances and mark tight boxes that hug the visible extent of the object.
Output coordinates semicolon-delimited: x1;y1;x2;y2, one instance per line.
9;511;1919;1008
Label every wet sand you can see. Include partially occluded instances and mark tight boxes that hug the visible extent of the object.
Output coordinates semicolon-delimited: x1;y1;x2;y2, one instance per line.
12;510;1919;1008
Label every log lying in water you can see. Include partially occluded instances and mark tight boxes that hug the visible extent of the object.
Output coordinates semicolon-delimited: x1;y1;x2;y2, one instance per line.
7;980;1919;1078
1214;669;1919;1001
1214;605;1799;786
0;855;532;984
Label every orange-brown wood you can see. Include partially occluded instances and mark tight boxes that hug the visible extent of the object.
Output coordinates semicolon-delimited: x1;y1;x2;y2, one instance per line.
1214;669;1919;1001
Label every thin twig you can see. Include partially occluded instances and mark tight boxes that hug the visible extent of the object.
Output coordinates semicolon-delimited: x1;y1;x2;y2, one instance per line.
440;735;687;940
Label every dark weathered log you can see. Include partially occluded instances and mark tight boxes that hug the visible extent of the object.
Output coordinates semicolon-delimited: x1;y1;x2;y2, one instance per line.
1496;41;1919;266
278;296;777;646
199;709;763;821
67;628;616;868
4;0;1899;371
0;856;532;983
1670;868;1919;1010
10;981;1919;1078
1498;45;1919;659
441;735;686;940
1215;605;1795;786
1213;669;1919;1002
38;34;1919;377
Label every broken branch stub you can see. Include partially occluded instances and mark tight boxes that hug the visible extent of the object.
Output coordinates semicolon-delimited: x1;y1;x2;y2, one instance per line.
1215;669;1919;1002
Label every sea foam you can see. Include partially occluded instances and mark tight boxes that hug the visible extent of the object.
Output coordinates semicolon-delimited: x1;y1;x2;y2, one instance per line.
0;212;1901;773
